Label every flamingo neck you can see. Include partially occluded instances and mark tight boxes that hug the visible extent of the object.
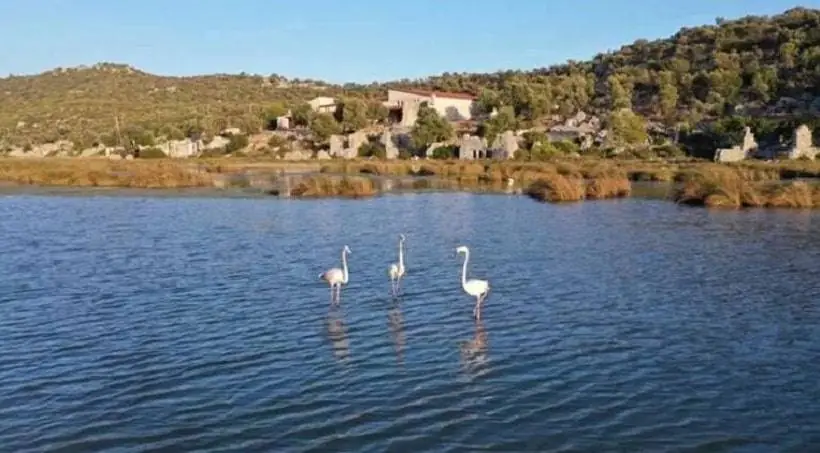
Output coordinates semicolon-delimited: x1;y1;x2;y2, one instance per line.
341;250;349;283
398;239;405;271
460;250;469;288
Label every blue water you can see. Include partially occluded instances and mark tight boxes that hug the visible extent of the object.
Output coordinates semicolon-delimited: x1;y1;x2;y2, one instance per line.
0;192;819;452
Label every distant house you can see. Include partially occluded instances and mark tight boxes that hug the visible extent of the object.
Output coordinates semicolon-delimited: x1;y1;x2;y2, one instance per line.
308;96;336;113
384;88;477;122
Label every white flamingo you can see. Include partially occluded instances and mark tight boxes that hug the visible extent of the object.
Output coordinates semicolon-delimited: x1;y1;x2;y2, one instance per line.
456;245;490;320
320;245;351;304
388;234;406;295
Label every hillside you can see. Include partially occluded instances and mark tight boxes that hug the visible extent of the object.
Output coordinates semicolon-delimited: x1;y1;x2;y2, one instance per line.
1;7;819;150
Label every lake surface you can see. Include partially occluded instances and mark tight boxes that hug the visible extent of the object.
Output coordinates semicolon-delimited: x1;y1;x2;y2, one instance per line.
1;192;819;452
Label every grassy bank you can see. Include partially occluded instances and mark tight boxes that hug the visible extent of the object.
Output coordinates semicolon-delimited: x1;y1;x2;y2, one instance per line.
673;166;820;209
209;157;820;184
1;157;820;207
0;158;213;188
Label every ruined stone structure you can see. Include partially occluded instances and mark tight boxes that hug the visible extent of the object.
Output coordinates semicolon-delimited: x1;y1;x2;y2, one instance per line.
380;130;400;159
276;116;290;130
308;96;336;113
164;139;200;158
458;134;487;160
329;135;344;157
328;132;366;159
490;130;519;159
715;127;757;162
786;125;818;160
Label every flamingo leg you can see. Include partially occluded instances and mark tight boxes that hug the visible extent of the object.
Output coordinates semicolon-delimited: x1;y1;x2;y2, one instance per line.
476;292;488;320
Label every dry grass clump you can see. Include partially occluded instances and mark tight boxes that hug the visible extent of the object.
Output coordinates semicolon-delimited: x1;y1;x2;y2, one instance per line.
765;181;818;208
575;165;632;199
671;166;819;208
673;166;764;208
739;159;820;180
525;174;586;203
289;175;376;198
586;177;632;199
0;158;213;188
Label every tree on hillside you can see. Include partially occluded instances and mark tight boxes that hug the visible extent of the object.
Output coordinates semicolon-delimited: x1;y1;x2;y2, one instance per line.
657;71;679;124
607;75;632;111
309;113;342;142
290;103;314;128
335;98;369;132
475;89;501;115
366;102;389;123
479;105;517;145
608;109;648;147
3;7;820;147
263;102;289;129
410;105;454;151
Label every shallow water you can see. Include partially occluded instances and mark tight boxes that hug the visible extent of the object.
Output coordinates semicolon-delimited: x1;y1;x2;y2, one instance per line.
1;193;819;452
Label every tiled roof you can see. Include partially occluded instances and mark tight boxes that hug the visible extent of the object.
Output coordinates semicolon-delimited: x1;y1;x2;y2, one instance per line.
390;88;476;100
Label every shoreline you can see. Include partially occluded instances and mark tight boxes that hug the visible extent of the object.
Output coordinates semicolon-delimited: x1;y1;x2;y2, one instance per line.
1;157;819;208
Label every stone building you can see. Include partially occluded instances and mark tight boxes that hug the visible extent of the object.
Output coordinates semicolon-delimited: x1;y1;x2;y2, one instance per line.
328;132;367;159
308;96;337;114
489;130;519;159
383;88;477;124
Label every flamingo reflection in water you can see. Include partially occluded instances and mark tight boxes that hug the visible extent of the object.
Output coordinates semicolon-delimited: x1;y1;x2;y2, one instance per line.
387;300;405;365
325;308;350;362
459;319;489;377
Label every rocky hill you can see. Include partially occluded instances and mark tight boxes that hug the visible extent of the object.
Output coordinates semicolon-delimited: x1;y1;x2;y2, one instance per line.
1;7;819;150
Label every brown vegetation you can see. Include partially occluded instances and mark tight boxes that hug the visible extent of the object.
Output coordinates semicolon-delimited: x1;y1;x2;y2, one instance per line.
289;175;377;199
673;166;820;208
525;175;586;203
0;158;212;188
524;169;633;204
1;157;818;208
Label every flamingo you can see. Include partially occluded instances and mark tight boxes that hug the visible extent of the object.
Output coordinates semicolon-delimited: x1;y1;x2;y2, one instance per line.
320;245;351;304
456;245;490;320
388;234;406;295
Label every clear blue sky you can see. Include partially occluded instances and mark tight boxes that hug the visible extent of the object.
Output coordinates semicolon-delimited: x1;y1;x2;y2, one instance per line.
0;0;817;83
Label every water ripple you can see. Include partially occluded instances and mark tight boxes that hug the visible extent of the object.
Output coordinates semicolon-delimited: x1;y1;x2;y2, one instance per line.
0;194;819;452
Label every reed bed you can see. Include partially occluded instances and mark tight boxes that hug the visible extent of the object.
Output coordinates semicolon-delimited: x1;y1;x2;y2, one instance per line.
288;175;377;198
673;165;820;209
524;168;632;203
2;157;819;207
525;175;587;203
0;158;213;188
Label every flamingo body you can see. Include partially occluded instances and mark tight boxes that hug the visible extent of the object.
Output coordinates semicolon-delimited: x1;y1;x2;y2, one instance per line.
322;245;351;304
388;264;403;280
388;234;406;295
456;245;490;320
321;268;345;285
462;278;489;297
